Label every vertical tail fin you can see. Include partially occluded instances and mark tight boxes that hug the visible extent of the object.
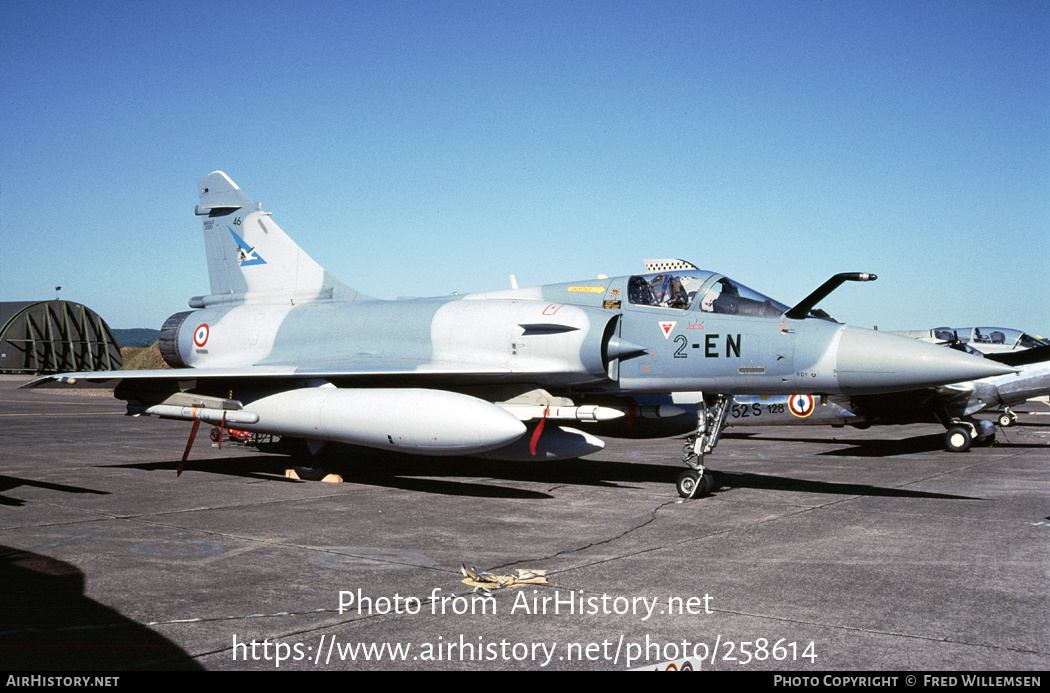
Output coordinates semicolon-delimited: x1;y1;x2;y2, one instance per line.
192;171;368;307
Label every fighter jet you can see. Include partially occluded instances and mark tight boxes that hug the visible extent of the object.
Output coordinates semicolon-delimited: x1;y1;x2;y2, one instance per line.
723;343;1050;452
892;326;1049;357
889;326;1049;426
22;172;1015;497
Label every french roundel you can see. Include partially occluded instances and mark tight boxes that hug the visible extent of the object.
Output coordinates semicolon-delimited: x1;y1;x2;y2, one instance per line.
788;394;815;418
193;323;210;347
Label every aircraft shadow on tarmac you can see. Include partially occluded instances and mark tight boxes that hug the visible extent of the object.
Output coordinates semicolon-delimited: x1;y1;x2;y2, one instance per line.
712;471;976;500
103;451;671;500
0;544;203;670
0;475;110;508
101;445;976;501
727;431;1045;457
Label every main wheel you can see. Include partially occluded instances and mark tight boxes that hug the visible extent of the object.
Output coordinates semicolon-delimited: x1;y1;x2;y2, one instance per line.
997;412;1016;428
287;438;331;480
292;465;329;481
944;426;972;453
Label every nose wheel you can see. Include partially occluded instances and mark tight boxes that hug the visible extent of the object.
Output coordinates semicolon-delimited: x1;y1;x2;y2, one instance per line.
676;469;714;499
997;408;1017;428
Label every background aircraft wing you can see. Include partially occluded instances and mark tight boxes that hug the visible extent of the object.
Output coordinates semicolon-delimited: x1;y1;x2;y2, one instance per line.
983;344;1050;368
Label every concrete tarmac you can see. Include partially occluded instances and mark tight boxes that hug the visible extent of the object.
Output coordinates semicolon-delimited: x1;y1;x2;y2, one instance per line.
1;375;1047;671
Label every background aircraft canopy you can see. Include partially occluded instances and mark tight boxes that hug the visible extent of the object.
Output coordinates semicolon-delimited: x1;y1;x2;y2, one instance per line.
934;327;1049;350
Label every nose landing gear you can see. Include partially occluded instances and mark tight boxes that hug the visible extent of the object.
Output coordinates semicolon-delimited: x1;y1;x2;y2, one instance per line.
676;394;732;499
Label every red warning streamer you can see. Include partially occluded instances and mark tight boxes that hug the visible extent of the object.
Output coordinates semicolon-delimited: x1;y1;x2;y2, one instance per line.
529;407;550;456
178;419;201;476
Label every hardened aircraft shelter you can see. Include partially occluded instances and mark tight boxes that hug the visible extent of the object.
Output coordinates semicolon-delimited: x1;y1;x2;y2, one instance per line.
0;300;122;374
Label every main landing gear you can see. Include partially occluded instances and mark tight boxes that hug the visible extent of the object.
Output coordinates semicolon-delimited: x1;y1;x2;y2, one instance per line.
676;394;733;499
942;418;996;452
280;437;333;480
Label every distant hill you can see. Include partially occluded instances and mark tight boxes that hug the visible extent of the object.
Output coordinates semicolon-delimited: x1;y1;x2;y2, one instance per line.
120;341;170;370
112;329;159;348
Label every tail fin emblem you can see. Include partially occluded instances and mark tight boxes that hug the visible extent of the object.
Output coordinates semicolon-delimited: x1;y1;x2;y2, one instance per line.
228;227;267;266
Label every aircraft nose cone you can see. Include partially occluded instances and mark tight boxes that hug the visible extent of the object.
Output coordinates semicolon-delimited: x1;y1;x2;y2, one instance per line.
836;326;1016;394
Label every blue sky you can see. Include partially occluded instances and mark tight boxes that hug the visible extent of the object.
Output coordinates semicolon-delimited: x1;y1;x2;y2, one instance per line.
1;1;1047;333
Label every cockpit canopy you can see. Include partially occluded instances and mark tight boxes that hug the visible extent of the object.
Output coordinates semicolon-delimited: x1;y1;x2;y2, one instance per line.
626;270;789;318
933;327;1049;350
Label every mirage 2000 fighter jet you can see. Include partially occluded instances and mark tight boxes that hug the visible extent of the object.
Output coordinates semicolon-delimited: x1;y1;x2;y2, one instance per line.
25;172;1015;497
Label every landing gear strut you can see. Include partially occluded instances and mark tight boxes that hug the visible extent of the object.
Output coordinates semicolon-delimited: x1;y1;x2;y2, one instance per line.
677;394;732;499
